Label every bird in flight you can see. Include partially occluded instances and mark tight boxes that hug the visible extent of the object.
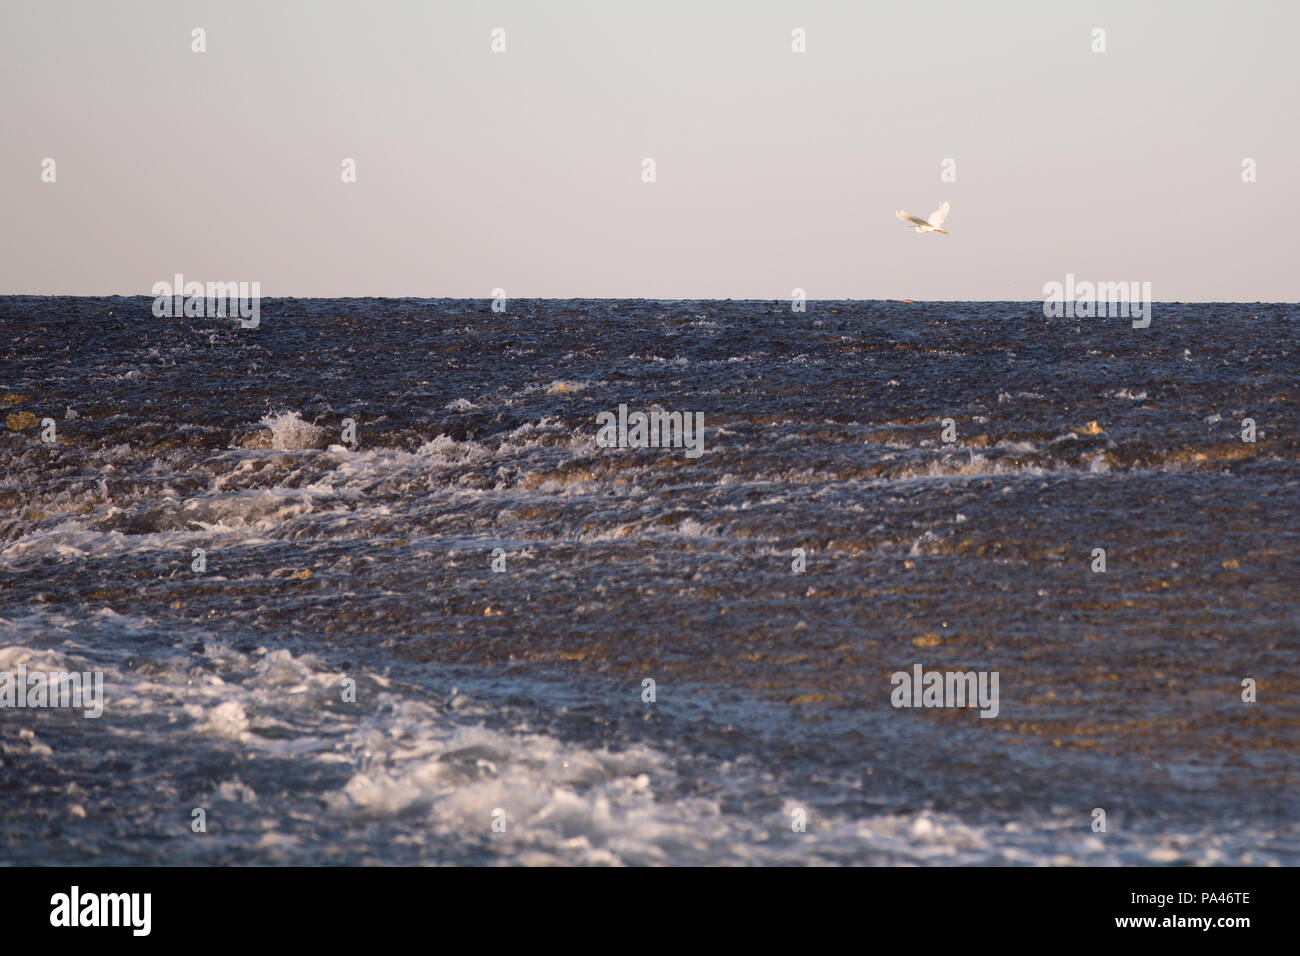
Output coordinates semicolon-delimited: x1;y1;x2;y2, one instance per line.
896;201;950;235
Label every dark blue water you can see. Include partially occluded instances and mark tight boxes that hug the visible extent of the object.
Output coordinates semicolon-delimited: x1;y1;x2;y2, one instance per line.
1;296;1296;864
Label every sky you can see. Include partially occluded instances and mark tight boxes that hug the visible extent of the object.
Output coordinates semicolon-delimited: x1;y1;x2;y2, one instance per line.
1;0;1296;301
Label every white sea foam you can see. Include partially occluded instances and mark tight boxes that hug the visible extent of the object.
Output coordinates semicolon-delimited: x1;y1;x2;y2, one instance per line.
0;608;1291;866
255;411;326;450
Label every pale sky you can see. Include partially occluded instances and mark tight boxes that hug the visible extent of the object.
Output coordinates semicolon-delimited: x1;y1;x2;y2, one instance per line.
2;0;1296;300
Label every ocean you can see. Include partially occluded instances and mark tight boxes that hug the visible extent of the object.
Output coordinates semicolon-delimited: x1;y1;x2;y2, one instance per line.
1;296;1296;865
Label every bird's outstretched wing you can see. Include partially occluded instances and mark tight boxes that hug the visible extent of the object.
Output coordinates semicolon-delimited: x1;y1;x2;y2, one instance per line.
896;210;929;227
926;201;950;227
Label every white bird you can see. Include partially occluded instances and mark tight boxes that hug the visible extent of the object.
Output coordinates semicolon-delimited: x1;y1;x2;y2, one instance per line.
896;201;950;235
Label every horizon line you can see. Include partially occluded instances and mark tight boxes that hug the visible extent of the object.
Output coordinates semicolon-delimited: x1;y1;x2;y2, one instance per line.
2;293;1296;306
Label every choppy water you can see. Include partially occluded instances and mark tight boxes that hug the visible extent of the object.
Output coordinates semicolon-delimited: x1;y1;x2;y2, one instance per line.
1;296;1297;865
